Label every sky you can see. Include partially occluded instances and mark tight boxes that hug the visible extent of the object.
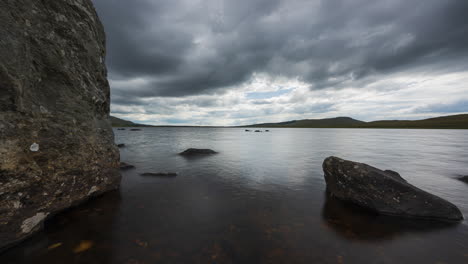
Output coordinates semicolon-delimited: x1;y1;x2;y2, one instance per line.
92;0;468;126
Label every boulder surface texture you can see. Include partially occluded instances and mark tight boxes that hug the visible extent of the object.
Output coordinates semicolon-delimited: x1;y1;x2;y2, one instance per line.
0;0;120;250
323;157;463;221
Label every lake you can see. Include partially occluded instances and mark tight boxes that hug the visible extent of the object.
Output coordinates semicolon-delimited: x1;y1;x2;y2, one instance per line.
1;128;468;263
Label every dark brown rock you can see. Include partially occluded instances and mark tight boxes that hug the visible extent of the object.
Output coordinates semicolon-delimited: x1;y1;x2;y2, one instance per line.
322;156;463;221
0;0;120;250
179;148;218;156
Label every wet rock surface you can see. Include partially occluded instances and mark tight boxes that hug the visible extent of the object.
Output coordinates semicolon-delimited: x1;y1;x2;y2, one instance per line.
322;156;463;221
179;148;218;156
0;0;120;250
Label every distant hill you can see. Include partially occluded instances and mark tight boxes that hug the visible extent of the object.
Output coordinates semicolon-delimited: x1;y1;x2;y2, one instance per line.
360;114;468;129
110;114;468;129
110;116;153;127
246;114;468;129
246;117;365;128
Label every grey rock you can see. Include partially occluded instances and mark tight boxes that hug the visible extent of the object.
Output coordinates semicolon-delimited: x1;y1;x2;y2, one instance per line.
322;156;463;221
140;172;177;177
120;162;135;170
179;148;218;156
0;0;120;250
458;175;468;184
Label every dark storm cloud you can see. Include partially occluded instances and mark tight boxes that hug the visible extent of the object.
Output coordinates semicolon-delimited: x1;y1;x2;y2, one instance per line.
93;0;468;99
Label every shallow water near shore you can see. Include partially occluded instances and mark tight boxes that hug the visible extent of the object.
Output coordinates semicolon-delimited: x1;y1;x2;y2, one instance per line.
1;128;468;263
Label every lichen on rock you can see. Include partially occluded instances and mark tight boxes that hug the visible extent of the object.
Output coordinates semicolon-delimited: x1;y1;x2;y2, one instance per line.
0;0;120;250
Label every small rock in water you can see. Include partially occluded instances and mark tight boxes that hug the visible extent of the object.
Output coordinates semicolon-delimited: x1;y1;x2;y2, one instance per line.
140;172;177;177
265;130;270;132
117;128;126;130
130;128;141;131
245;129;251;132
179;148;218;156
254;130;262;132
322;156;463;221
458;175;468;184
117;143;125;148
120;162;135;170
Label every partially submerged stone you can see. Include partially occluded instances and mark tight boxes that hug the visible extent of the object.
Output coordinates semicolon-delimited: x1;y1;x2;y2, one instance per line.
458;175;468;184
130;128;141;131
140;172;177;177
322;156;463;221
117;143;125;148
120;162;135;170
179;148;218;156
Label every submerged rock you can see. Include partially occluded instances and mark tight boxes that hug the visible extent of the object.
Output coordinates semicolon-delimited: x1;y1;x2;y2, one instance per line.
254;130;262;132
117;128;126;130
140;172;177;177
0;0;120;250
458;175;468;184
179;148;218;156
120;162;135;170
322;157;463;221
245;129;251;132
130;128;141;131
117;144;125;148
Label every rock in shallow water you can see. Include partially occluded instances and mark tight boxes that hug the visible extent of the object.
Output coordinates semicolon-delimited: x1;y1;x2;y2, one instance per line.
458;175;468;184
140;172;177;177
322;157;463;221
0;0;120;250
179;148;218;156
120;162;135;170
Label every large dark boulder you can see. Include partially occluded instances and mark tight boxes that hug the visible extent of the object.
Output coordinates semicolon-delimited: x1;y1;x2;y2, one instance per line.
0;0;120;250
322;157;463;221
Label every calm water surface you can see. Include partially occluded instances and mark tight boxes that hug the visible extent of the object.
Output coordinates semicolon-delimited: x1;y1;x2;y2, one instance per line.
2;128;468;263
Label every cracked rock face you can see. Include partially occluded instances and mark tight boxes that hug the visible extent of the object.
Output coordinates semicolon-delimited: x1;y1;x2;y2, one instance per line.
322;156;463;221
0;0;120;250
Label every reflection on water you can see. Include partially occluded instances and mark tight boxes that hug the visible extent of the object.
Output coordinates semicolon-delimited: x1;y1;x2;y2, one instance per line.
322;192;458;242
1;128;468;263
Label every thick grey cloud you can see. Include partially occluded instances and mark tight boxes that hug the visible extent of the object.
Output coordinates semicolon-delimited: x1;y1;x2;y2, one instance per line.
93;0;468;98
92;0;468;125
